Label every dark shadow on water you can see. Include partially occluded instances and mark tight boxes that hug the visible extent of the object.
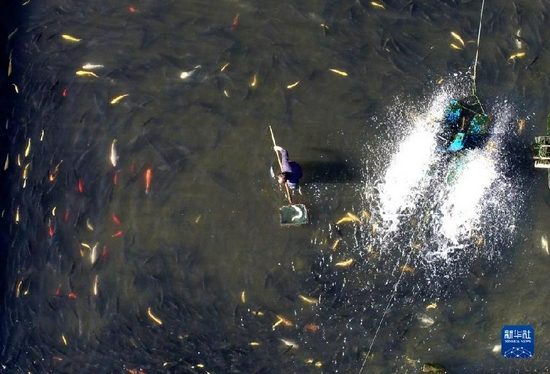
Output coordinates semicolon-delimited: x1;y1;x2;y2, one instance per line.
301;148;359;183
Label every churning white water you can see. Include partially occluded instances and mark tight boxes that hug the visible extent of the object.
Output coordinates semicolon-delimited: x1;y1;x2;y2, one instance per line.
367;78;521;266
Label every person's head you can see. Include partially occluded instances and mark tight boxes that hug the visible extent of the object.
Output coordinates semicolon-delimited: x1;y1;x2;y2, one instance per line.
277;172;288;185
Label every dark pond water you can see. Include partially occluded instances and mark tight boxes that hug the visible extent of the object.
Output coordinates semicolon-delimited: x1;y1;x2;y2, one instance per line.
1;0;550;372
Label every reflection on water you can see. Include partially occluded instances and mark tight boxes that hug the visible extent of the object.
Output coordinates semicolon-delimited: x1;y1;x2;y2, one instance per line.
1;0;549;372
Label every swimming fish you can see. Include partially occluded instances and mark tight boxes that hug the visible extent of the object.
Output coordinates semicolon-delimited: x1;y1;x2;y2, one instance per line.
110;139;118;166
298;295;318;305
250;73;258;87
450;31;465;46
61;34;81;42
517;118;525;134
82;63;104;70
541;234;548;255
147;307;163;325
450;43;463;50
279;338;299;348
145;168;152;194
180;65;201;80
508;52;526;61
329;68;348;76
286;81;300;89
76;70;98;77
110;94;129;105
335;258;354;267
90;242;99;265
417;313;434;328
371;2;385;9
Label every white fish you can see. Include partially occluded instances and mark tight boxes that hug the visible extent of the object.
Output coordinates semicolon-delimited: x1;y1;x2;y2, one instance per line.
417;313;434;328
82;63;104;70
110;139;118;167
279;338;299;348
492;344;501;353
90;242;99;265
515;29;522;49
541;234;548;255
180;65;201;80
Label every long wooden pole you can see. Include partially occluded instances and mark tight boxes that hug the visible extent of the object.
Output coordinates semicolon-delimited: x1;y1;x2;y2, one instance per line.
269;126;293;204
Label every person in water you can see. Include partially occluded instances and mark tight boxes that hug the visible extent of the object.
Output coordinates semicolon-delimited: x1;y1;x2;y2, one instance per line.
274;145;303;190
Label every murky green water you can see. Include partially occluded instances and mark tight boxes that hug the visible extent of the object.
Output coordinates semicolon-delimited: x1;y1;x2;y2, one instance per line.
1;0;550;372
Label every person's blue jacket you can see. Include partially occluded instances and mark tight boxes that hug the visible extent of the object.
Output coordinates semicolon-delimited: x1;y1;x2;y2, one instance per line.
280;148;302;189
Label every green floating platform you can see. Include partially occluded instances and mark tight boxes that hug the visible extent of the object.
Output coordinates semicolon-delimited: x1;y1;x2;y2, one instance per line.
279;204;308;226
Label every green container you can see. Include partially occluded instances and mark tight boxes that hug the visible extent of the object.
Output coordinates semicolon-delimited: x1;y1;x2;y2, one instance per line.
279;204;308;226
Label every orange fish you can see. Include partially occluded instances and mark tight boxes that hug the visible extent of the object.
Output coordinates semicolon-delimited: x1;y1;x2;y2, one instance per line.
113;170;121;185
145;168;152;194
68;292;77;299
303;323;320;332
112;230;124;237
78;179;84;193
230;14;239;30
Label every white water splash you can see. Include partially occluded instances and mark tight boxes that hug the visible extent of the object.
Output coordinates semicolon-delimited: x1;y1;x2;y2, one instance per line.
365;78;522;267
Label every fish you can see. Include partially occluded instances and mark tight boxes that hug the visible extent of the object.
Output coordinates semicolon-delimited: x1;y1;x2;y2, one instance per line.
249;342;260;346
220;62;230;72
514;29;522;49
250;73;258;87
61;34;81;42
517;118;525;134
346;212;361;222
541;234;548;255
335;216;355;225
426;302;437;310
93;275;98;295
90;242;99;265
400;265;414;273
286;81;300;89
147;307;163;325
110;139;118;166
417;313;434;328
272;315;293;329
75;70;98;77
230;14;239;30
145;168;152;194
450;31;465;46
298;295;318;305
3;154;8;170
24;138;31;157
450;43;463;50
110;94;129;105
508;52;526;61
279;338;299;348
82;63;104;70
329;68;348;76
492;344;501;353
12;83;18;93
180;65;201;80
331;238;341;250
112;213;121;225
371;2;385;9
7;51;12;76
241;291;246;303
335;258;354;267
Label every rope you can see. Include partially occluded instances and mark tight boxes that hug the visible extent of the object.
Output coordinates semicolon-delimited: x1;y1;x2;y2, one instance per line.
471;0;486;96
358;250;413;373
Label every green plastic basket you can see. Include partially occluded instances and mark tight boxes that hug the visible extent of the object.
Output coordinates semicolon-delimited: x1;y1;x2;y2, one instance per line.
279;204;308;226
